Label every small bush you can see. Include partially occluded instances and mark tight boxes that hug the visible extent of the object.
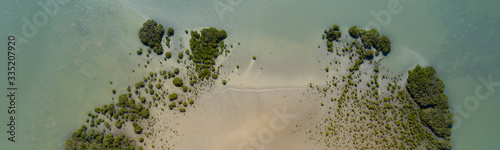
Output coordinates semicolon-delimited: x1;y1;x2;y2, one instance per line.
167;27;174;36
169;93;178;101
173;78;183;87
182;85;188;92
348;26;361;38
168;102;176;110
165;52;172;59
178;52;184;59
133;122;143;134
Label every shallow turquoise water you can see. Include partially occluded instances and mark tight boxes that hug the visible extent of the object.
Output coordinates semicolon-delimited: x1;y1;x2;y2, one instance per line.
0;0;498;149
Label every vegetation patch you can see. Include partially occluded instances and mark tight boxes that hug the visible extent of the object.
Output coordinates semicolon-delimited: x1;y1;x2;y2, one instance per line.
407;65;453;139
139;19;165;55
189;27;227;79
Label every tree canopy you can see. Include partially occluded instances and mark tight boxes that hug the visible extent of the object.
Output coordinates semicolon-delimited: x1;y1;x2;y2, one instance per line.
139;19;165;55
325;25;342;41
189;27;227;79
348;26;361;38
407;65;453;138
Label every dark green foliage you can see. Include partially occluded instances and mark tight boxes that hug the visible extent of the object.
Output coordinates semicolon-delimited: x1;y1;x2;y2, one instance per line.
167;27;174;36
169;93;178;101
140;97;146;103
189;27;227;80
64;126;135;150
189;99;194;105
153;44;163;55
117;94;128;107
133;122;143;134
139;137;144;143
253;56;256;60
178;52;183;59
138;19;165;55
174;68;179;74
333;25;339;31
407;65;453;138
325;25;342;41
155;83;161;89
137;48;143;55
365;49;375;58
168;102;176;110
222;80;227;85
360;29;380;48
135;81;145;89
348;26;361;38
179;108;186;112
182;85;188;92
173;78;183;87
359;28;392;54
407;65;446;107
165;52;172;59
379;36;391;53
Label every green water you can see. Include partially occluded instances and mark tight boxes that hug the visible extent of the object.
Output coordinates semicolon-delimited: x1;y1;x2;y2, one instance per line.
0;0;498;149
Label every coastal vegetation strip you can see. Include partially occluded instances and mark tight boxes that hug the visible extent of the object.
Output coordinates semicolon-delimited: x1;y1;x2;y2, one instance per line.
66;19;231;150
310;25;452;149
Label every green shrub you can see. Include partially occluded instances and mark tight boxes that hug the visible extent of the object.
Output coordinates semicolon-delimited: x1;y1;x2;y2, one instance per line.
348;26;361;38
137;48;143;55
138;19;165;55
178;52;183;59
173;78;183;87
135;81;145;89
140;97;146;103
133;122;143;134
361;29;379;48
117;94;128;107
115;120;123;129
379;36;391;53
189;99;194;105
174;68;179;74
168;102;176;110
325;25;342;41
183;102;188;107
253;56;256;60
165;52;172;59
155;83;161;89
167;27;174;36
169;93;178;101
112;89;116;94
365;49;375;57
179;108;186;112
104;122;111;130
189;27;227;79
182;85;188;92
222;80;227;85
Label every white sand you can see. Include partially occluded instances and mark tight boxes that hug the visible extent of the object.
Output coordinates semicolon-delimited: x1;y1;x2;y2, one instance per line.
140;86;325;150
